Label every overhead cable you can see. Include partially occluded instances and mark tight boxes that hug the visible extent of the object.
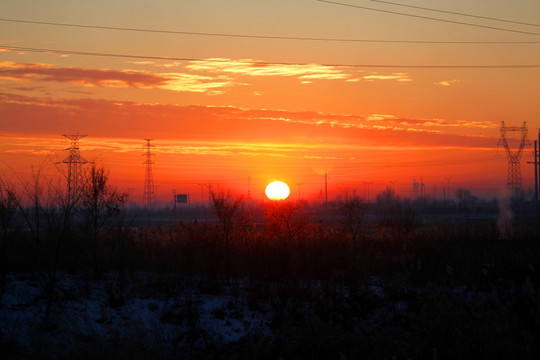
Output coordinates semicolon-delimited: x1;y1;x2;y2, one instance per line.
1;45;539;69
365;0;540;27
316;0;540;36
0;18;539;44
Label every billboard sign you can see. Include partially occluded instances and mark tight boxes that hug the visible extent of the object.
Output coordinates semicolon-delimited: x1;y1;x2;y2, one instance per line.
176;194;188;203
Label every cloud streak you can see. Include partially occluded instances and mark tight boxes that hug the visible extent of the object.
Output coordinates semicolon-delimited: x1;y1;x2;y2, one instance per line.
0;60;414;97
158;72;234;94
435;79;460;86
0;61;166;88
186;58;349;81
0;134;338;161
0;92;498;152
0;61;234;93
362;72;411;82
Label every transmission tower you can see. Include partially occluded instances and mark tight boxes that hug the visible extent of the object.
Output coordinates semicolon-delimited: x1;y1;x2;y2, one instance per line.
498;121;530;196
57;134;91;201
143;139;156;208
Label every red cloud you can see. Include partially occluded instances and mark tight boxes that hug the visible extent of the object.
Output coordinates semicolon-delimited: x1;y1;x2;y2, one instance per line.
0;92;497;150
0;61;168;88
0;61;234;92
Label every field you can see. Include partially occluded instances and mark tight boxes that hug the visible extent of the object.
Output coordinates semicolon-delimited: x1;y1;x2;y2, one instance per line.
1;190;540;359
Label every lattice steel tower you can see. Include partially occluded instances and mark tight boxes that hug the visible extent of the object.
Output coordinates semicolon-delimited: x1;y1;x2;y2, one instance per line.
143;139;156;208
498;121;529;196
57;134;91;201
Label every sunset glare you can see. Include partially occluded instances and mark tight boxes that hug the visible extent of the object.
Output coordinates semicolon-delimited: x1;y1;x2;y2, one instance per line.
265;181;291;201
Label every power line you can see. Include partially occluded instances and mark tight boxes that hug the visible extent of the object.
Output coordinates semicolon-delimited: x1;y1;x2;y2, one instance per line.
1;18;539;45
1;45;539;69
365;0;540;27
316;0;540;36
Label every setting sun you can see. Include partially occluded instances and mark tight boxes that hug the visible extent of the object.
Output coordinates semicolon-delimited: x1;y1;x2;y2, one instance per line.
265;181;290;201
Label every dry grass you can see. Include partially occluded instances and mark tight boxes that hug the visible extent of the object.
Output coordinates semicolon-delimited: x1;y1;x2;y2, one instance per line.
2;195;540;359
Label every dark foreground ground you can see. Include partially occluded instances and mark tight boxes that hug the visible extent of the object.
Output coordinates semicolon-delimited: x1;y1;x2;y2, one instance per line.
1;206;539;359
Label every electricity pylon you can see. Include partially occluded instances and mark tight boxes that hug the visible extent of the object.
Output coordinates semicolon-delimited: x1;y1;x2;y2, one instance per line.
143;139;156;208
498;121;529;196
57;134;91;201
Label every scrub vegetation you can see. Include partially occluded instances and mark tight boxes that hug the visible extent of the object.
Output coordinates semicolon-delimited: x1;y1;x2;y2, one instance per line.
1;170;539;359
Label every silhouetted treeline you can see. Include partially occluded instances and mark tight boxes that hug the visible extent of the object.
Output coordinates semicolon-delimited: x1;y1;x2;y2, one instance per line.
2;169;540;359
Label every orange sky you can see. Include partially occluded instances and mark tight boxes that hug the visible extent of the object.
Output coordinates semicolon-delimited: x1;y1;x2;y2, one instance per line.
1;1;539;204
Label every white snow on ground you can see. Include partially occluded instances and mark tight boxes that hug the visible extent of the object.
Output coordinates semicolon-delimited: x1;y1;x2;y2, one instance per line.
0;272;272;354
198;292;272;343
1;272;416;357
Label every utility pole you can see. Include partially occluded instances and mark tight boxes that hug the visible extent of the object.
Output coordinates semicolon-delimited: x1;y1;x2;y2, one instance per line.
527;129;540;209
389;181;397;193
296;183;304;200
324;168;328;204
444;177;453;202
128;188;136;203
198;183;205;204
363;181;373;204
420;177;425;202
532;140;538;204
198;183;213;205
412;179;419;200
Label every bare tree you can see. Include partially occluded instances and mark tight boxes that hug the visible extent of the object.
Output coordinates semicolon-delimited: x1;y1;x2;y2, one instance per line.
376;187;419;241
15;166;47;244
211;190;244;277
264;200;308;243
0;178;18;294
340;189;366;251
42;181;80;306
82;164;127;278
12;167;82;326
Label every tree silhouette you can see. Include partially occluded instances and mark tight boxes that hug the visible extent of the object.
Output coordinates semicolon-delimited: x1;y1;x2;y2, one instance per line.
82;164;127;278
211;190;244;277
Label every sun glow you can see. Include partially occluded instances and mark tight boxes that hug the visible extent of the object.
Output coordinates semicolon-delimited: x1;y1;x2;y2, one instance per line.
265;181;290;201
